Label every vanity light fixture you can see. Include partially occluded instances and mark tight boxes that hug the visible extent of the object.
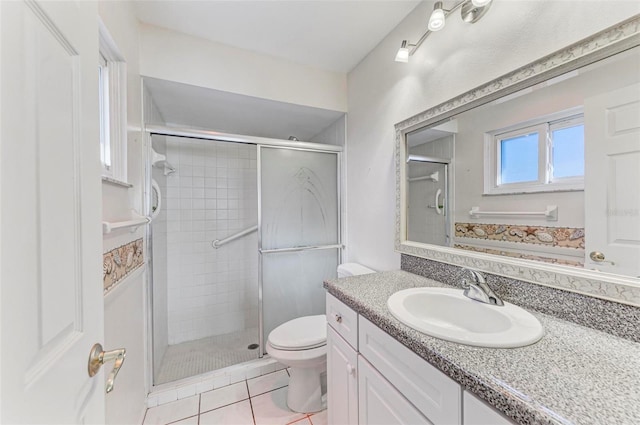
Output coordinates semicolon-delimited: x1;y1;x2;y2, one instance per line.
395;0;493;63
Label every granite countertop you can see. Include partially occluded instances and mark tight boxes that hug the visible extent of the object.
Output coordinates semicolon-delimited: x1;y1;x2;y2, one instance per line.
324;270;640;425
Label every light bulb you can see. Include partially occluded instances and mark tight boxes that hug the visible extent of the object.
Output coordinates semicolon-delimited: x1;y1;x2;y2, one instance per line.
471;0;492;7
428;5;446;31
395;40;409;63
395;48;409;63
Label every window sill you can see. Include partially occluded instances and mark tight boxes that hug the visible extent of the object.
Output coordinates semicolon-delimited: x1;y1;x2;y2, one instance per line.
484;182;584;196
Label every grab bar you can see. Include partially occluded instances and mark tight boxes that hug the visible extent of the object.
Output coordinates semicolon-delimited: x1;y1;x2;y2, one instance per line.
469;205;558;221
212;225;258;249
260;244;343;254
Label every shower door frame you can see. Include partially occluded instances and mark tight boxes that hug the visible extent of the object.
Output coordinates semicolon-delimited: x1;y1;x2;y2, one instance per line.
144;125;343;391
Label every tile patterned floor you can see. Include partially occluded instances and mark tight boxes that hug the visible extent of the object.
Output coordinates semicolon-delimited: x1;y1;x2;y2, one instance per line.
143;369;327;425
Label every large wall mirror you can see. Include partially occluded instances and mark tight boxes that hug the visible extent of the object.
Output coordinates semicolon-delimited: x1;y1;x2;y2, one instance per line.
396;16;640;305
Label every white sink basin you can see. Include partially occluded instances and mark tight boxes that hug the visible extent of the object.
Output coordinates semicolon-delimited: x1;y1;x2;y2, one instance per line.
387;287;543;348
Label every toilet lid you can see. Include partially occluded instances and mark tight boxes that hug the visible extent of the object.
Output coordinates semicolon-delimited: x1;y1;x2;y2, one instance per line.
268;315;326;350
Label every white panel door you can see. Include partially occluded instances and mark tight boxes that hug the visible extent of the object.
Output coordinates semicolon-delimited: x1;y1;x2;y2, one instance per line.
1;1;104;423
584;83;640;276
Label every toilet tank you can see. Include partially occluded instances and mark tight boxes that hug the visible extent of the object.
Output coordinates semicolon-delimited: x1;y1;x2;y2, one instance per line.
337;263;376;278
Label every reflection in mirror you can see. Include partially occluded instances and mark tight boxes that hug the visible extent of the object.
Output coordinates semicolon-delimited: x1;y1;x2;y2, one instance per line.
401;46;640;278
406;126;453;245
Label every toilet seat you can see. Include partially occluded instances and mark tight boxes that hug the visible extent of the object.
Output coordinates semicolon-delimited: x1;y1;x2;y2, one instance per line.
268;315;326;351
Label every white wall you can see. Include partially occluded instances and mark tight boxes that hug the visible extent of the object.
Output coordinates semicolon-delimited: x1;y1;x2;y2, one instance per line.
99;1;147;424
139;23;347;113
346;1;640;271
310;115;347;146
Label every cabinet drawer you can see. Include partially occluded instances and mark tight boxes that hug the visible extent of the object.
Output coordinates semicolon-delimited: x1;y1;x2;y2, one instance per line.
326;293;358;349
359;317;461;425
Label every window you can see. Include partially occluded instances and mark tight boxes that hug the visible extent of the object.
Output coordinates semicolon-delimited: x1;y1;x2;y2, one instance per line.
99;21;127;183
484;111;584;195
98;53;111;174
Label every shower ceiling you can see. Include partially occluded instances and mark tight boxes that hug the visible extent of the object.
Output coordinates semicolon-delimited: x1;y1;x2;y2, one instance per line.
144;77;345;140
134;0;421;73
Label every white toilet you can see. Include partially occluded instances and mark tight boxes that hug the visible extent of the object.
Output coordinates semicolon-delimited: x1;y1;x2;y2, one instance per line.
266;263;375;413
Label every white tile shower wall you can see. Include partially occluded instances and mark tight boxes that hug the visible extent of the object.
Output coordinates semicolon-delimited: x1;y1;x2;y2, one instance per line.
164;137;258;344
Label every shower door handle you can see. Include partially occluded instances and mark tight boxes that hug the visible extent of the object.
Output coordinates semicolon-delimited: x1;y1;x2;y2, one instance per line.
260;244;343;254
434;189;443;215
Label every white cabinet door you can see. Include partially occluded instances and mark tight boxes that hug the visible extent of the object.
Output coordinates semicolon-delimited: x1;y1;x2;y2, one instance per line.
584;82;640;276
1;1;104;423
359;317;461;424
328;326;358;425
358;356;433;425
463;391;514;425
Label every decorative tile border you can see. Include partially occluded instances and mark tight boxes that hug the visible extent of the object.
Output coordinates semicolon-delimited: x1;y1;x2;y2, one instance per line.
103;238;144;294
455;223;584;249
453;244;583;268
401;255;640;342
394;16;640;307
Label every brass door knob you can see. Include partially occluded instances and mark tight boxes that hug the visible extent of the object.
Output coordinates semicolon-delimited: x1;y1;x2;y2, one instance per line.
589;251;615;265
88;343;126;393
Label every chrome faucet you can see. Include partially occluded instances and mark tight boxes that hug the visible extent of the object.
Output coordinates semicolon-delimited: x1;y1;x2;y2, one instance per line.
462;269;504;306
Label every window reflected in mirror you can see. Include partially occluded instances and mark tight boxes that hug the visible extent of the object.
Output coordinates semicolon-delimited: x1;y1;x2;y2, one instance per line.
401;45;640;278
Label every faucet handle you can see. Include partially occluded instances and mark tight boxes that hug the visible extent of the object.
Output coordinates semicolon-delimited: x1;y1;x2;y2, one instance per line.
463;282;491;304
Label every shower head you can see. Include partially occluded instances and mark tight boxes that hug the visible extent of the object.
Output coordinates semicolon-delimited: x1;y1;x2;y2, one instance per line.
288;136;299;141
151;148;176;175
164;164;176;176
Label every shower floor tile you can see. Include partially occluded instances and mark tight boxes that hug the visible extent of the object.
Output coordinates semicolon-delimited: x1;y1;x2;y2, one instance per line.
156;327;260;385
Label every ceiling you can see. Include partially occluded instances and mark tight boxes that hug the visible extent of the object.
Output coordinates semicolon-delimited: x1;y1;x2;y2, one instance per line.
134;0;421;73
145;77;345;140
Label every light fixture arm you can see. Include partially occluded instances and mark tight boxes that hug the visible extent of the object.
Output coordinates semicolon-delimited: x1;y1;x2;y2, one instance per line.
408;0;490;58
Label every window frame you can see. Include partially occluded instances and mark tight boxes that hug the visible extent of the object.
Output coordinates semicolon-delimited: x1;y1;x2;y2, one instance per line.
99;20;128;183
484;108;584;195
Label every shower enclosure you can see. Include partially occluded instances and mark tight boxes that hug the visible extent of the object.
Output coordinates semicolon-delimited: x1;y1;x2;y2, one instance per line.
147;128;341;387
405;133;454;247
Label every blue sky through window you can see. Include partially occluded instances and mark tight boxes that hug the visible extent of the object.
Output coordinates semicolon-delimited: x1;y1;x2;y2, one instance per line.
500;133;538;184
552;124;584;178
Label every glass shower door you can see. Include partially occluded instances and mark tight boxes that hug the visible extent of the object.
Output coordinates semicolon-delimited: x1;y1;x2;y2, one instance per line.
406;158;450;246
259;146;340;353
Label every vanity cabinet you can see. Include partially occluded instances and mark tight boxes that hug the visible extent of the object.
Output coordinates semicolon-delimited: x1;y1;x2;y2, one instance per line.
327;326;358;425
326;293;514;425
463;391;513;425
359;316;461;424
358;355;432;424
